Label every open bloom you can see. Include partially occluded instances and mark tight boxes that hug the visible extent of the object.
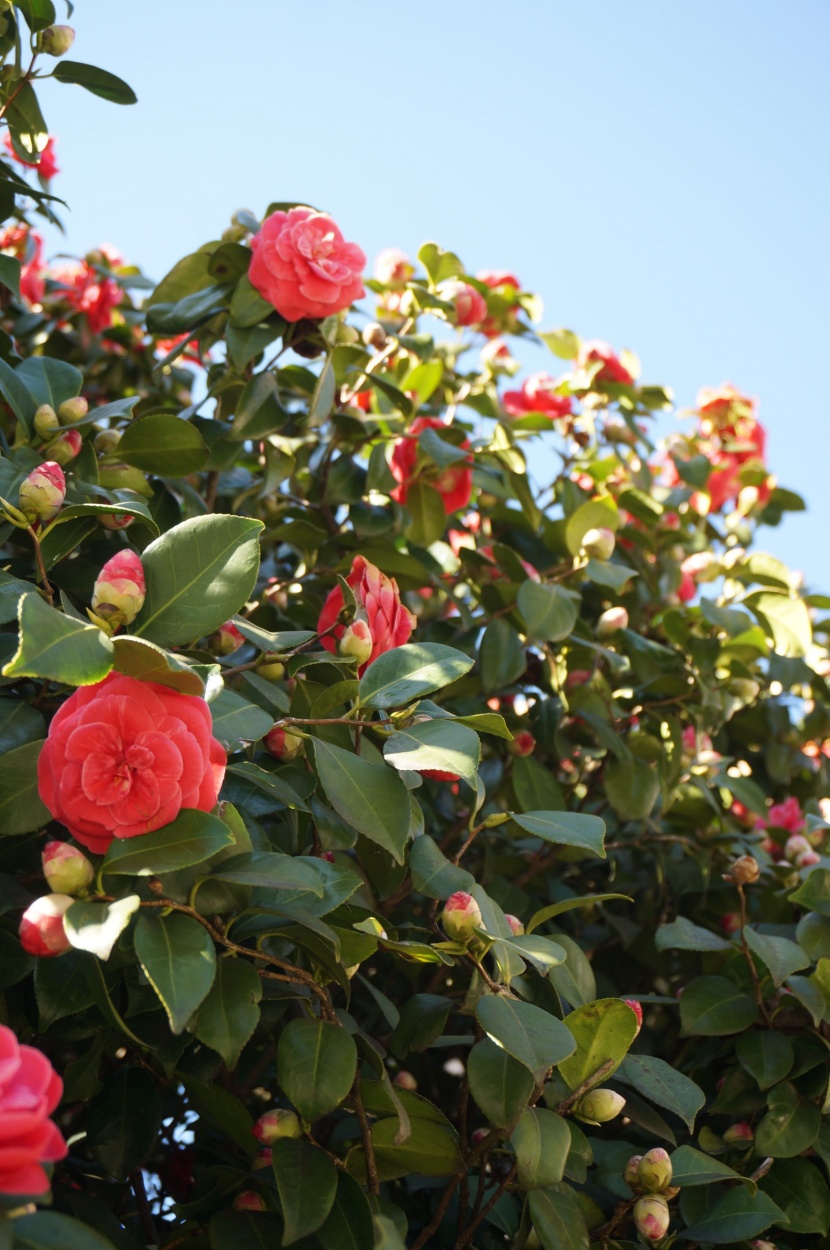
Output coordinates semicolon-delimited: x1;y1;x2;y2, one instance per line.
579;339;634;386
374;248;413;287
3;133;59;180
0;224;45;304
438;279;487;327
502;373;572;420
249;207;365;321
696;383;755;433
0;1023;67;1194
52;260;121;334
37;674;227;855
318;555;414;675
390;416;473;515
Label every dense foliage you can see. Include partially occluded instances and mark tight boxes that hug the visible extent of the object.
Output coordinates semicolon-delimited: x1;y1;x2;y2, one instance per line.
1;6;830;1249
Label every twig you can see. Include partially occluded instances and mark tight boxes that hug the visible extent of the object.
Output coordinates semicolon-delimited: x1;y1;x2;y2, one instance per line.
452;821;485;865
28;526;53;606
352;1078;379;1196
737;882;771;1026
453;1164;517;1249
130;1168;159;1248
553;1059;615;1115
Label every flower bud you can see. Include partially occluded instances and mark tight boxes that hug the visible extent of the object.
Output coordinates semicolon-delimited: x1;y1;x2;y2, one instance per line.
796;846;821;868
441;892;482;942
633;1195;670;1243
785;834;811;862
210;621;244;655
393;1071;418;1091
339;619;373;666
252;1148;272;1169
42;841;94;895
19;461;66;523
94;429;122;455
252;1108;302;1144
574;1088;626;1124
319;851;336;863
99;509;134;531
505;914;525;936
91;549;145;631
597;606;629;637
233;1191;266;1212
362;322;387;350
623;1154;643;1189
58;396;88;425
34;404;59;438
256;654;286;682
730;855;760;884
470;1127;489;1146
46;428;82;466
264;726;304;761
623;999;643;1035
19;893;73;956
40;24;75;55
749;1242;777;1250
722;1121;754;1146
508;730;536;758
581;527;615;561
637;1147;672;1192
720;911;741;935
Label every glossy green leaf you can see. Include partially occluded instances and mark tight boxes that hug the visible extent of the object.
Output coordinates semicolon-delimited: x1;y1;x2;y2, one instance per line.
755;1080;821;1157
604;755;659;820
114;413;209;475
86;1067;161;1180
317;1168;374;1250
359;642;473;708
743;926;809;986
3;593;114;684
13;1212;118;1250
762;1157;830;1235
0;739;50;835
736;1030;794;1091
655;916;732;953
511;1108;571;1189
789;868;830;915
670;1144;756;1192
558;998;638;1090
64;895;140;962
409;835;474;899
184;1079;255;1156
681;1186;786;1244
475;995;576;1082
209;687;274;750
101;810;234;876
111;634;205;694
518;581;579;642
193;957;262;1068
527;895;632;933
528;1186;589;1250
511;810;606;857
383;719;480;787
35;949;96;1029
134;912;216;1033
617;1054;705;1131
365;1117;462;1181
271;1138;337;1244
479;618;526;693
404;479;447;547
679;976;759;1036
53;60;137;104
511;754;565;812
207;851;323;894
277;1018;357;1123
313;739;410;862
467;1038;535;1129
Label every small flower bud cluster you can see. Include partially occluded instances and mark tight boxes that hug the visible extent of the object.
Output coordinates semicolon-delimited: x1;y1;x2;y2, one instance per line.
625;1148;676;1242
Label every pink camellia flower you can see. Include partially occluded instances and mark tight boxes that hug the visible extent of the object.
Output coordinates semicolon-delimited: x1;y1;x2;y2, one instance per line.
264;725;304;761
441;892;482;941
480;337;519;375
53;261;121;334
37;674;227;855
318;554;414;675
19;894;73;957
478;269;520;291
91;549;145;630
439;280;487;327
623;999;643;1036
579;340;634;387
503;373;573;421
18;461;65;524
42;841;94;895
0;1023;67;1194
677;571;696;602
390;416;473;516
249;207;365;322
0;224;45;304
476;269;522;337
681;551;720;584
210;621;244;656
373;248;413;287
762;796;804;835
597;606;629;637
3;133;59;180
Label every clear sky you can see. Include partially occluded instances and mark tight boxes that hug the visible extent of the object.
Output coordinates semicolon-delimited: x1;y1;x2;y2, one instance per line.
34;0;830;587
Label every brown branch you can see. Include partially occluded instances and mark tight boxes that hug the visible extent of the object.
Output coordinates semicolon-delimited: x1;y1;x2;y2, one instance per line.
28;526;53;606
453;1164;517;1249
452;822;485;865
352;1079;379;1196
737;882;771;1026
130;1168;159;1248
553;1059;616;1115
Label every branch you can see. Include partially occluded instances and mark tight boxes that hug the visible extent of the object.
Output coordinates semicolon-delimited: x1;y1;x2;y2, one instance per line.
553;1059;616;1115
351;1078;379;1196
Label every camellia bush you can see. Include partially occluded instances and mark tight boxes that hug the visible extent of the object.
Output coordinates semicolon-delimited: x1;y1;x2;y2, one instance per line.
2;9;830;1250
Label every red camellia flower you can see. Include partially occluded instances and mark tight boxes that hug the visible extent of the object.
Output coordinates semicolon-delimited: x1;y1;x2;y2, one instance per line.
502;373;573;420
0;225;45;304
0;1022;67;1194
37;674;227;855
579;339;634;387
53;261;121;334
390;417;473;516
439;280;487;327
19;894;73;957
249;207;365;322
318;555;414;675
696;382;754;432
4;133;60;180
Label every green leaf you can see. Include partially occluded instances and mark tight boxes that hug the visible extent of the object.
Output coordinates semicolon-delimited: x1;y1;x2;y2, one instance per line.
511;1108;571;1189
467;1038;534;1128
511;754;565;812
409;835;474;899
133;514;263;647
736;1030;794;1091
86;1067;161;1180
358;642;473;708
64;895;140;961
101;809;233;876
528;1186;589;1250
418;425;470;467
53;59;137;104
540;328;580;359
0;254;20;300
475;995;576;1082
655;916;732;953
755;1080;821;1157
746;589;812;657
789;868;830;915
557;998;638;1090
518;581;579;642
226;763;312;812
584;558;638;590
527;894;632;933
208;1211;283;1250
384;719;480;787
312;739;410;862
680;1186;787;1244
511;810;606;858
230;273;274;327
16;1;56;33
193;957;261;1068
404;479;447;547
111;635;205;694
670;1144;756;1192
13;1212;117;1250
617;1054;704;1132
16;358;81;409
743;926;809;987
184;1079;255;1156
209;687;274;751
389;994;451;1057
680;976;759;1036
565;498;619;556
0;739;50;835
7;81;48;166
604;755;660;821
35;949;96;1029
113;413;209;475
0;356;36;428
479;618;526;693
3;593;114;684
230;371;288;440
363;1118;462;1181
134;912;216;1033
207;852;323;894
277;1018;357;1123
762;1158;830;1235
309;355;336;425
317;1169;374;1250
271;1138;337;1244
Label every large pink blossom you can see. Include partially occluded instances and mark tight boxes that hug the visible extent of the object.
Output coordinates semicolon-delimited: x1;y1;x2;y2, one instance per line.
249;208;365;322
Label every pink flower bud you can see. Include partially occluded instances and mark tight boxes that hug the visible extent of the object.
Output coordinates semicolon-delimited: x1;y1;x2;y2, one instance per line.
470;1127;489;1146
40;24;75;55
233;1191;266;1211
58;396;88;425
623;999;643;1035
319;851;336;863
42;841;94;895
19;893;73;956
634;1195;670;1242
393;1071;418;1091
19;460;65;523
210;621;244;655
505;914;525;936
785;834;812;862
623;1154;643;1189
441;892;482;942
252;1148;272;1169
796;847;821;868
749;1242;777;1250
264;726;304;761
720;912;741;936
374;248;413;288
581;527;615;561
730;854;761;884
92;549;145;629
46;428;82;466
440;280;487;327
723;1121;754;1146
574;1088;626;1124
339;619;374;666
252;1108;302;1144
637;1147;672;1191
597;606;629;637
34;404;59;437
508;730;536;758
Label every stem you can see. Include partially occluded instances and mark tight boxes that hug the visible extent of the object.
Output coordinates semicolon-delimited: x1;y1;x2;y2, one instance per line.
28;526;53;606
352;1079;379;1196
130;1169;159;1248
452;822;485;865
453;1164;517;1249
737;882;771;1026
0;54;37;122
554;1059;615;1114
340;318;414;405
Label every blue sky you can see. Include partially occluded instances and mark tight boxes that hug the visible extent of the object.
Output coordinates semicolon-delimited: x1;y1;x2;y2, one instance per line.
34;0;830;586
